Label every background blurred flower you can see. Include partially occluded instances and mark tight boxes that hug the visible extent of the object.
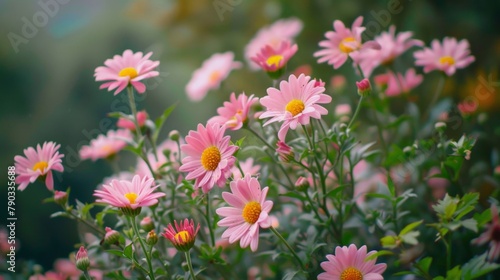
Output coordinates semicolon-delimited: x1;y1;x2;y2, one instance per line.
79;129;132;161
208;92;258;131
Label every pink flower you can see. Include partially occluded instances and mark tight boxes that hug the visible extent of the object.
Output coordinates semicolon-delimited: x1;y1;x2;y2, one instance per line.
353;26;423;77
427;167;449;200
245;18;303;70
414;37;475;76
314;16;379;69
94;50;160;95
179;123;238;193
473;204;500;261
79;129;132;161
259;74;332;141
75;246;89;271
208;92;258;131
216;175;274;252
117;110;148;130
356;78;371;97
250;41;298;73
231;158;261;180
94;175;165;214
162;218;200;252
185;52;242;101
136;139;183;179
457;100;478;116
318;244;387;280
14;141;64;191
375;68;423;96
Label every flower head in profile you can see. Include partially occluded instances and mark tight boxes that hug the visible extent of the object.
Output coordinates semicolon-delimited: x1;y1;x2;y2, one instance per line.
75;246;90;272
208;92;258;131
251;41;298;76
117;110;148;131
79;129;132;161
14;141;64;191
318;244;387;280
179;123;238;193
162;218;200;252
245;18;303;70
94;50;160;95
216;175;273;252
472;204;500;261
186;52;242;101
94;175;165;216
259;74;332;141
414;37;475;76
375;68;423;97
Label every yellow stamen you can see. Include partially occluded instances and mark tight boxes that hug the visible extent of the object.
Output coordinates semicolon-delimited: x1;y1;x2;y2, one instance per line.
266;55;284;68
124;192;138;204
201;146;221;171
101;145;114;155
339;37;358;53
118;67;138;79
174;230;190;244
33;161;48;173
242;201;262;224
340;267;363;280
439;56;455;66
209;71;221;83
285;99;305;117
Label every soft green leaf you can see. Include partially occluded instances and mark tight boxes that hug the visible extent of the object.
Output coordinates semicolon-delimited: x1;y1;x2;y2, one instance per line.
461;218;478;232
400;231;420;245
474;208;492;227
462;252;500;279
106;249;124;257
381;235;399;249
400;220;423;236
364;250;394;261
123;243;133;259
153;103;177;143
415;257;433;274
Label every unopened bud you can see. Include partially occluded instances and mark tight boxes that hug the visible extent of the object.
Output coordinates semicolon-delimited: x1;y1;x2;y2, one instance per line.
276;141;294;162
295;176;310;192
356;78;371;97
140;217;155;232
169;130;180;142
435;122;447;132
146;230;158;246
54;190;68;206
75;246;90;271
104;227;120;245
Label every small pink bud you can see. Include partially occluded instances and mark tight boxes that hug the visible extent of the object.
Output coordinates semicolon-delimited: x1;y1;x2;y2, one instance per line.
169;130;180;142
54;190;68;206
117;110;148;130
356;78;371;97
313;78;325;88
295;176;310;192
75;246;90;271
140;217;155;232
104;227;120;245
146;230;158;246
276;141;294;162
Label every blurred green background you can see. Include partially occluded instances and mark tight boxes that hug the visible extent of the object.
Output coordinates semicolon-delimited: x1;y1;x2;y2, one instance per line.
1;0;499;273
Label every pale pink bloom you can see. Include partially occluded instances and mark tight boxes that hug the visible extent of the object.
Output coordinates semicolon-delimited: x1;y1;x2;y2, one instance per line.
94;175;165;210
29;272;64;280
293;64;312;77
318;244;387;280
231;158;261;180
216;175;273;252
457;100;478;116
330;75;346;91
335;104;351;117
314;16;380;69
376;68;423;96
473;204;500;261
100;172;135;188
117;110;148;130
14;141;64;191
88;270;103;280
245;18;303;70
259;74;332;141
79;129;132;161
427;167;449;200
179;123;238;193
94;50;160;95
54;259;80;278
354;26;423;77
352;161;386;208
251;41;298;72
208;92;258;131
414;37;475;76
185;52;242;101
136;139;182;179
162;218;200;252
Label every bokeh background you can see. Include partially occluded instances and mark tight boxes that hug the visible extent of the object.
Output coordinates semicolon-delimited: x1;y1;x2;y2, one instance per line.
1;0;499;275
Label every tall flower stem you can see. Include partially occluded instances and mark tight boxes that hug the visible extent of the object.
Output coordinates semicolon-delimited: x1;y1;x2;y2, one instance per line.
185;251;197;280
205;195;215;247
269;226;306;271
127;86;143;139
347;96;364;129
129;216;155;280
82;271;92;280
422;75;446;121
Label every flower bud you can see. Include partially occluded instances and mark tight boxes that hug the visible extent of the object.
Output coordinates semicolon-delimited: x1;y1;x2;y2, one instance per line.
104;227;120;245
146;230;158;246
356;78;371;97
54;190;68;206
75;246;90;272
140;217;155;232
494;166;500;177
169;130;180;142
276;141;294;162
295;176;310;192
435;122;447;132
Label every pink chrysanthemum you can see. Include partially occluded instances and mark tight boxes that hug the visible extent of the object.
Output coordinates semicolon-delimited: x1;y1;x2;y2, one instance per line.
414;37;475;76
185;52;242;101
250;41;298;73
14;141;64;191
94;175;165;216
216;175;273;252
472;204;500;261
314;16;380;69
245;18;303;70
79;129;132;161
117;110;148;131
318;244;387;280
162;218;200;252
179;123;238;193
208;92;258;131
259;74;332;141
375;68;423;96
94;50;160;95
231;158;261;180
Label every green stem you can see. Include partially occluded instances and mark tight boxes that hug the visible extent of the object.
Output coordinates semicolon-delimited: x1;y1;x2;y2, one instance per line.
422;75;446;121
205;195;215;247
82;270;93;280
269;226;306;271
129;216;155;280
302;125;328;209
67;209;104;235
347;96;364;129
185;250;197;280
443;235;451;272
127;86;143;139
245;126;274;151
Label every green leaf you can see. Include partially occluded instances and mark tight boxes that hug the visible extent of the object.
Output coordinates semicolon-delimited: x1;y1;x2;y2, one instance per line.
400;220;423;236
366;193;392;201
462;252;500;279
387;173;396;197
324;185;348;199
365;250;394;261
461;218;478;232
153;103;177;143
380;235;399;249
474;208;492;227
106;249;124;257
415;257;433;274
400;231;420;245
123;243;133;259
107;111;130;120
455;192;479;220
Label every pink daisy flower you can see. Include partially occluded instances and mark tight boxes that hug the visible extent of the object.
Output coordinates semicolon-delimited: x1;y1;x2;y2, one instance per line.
117;110;148;131
94;175;165;216
414;37;475;76
314;16;380;69
353;26;423;77
14;141;64;191
185;52;242;101
208;92;258;131
216;175;273;252
250;41;298;73
472;204;500;261
375;68;423;96
94;50;160;95
245;18;303;70
318;244;387;280
231;158;261;180
179;123;238;193
162;218;200;252
79;129;132;161
259;74;332;141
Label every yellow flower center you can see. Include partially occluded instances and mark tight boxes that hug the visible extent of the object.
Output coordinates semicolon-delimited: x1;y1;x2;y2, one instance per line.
201;146;221;171
174;230;190;244
266;55;284;68
33;161;48;173
101;145;114;154
339;37;358;53
285;99;305;117
242;201;262;224
439;56;455;66
118;67;139;79
340;267;363;280
124;192;138;204
209;71;221;83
